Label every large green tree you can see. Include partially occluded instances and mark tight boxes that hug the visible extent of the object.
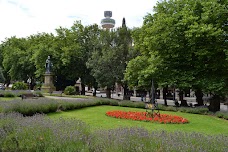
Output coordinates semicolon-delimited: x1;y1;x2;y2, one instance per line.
125;0;228;110
87;29;117;98
1;36;36;87
87;18;136;99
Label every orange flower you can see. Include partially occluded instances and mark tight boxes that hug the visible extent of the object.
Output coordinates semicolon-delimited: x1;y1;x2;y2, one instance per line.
106;111;189;124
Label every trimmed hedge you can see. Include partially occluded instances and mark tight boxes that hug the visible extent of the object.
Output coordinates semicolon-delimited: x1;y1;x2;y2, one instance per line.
0;97;227;120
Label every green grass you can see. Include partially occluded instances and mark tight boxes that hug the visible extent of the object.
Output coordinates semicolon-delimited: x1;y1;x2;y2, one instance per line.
43;93;92;99
48;105;228;135
0;97;20;101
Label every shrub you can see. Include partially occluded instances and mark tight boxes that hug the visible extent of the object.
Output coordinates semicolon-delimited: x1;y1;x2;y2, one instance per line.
11;82;27;90
1;113;227;152
159;105;178;112
178;107;209;114
34;91;44;97
0;98;58;116
3;92;15;97
64;86;76;95
215;111;228;120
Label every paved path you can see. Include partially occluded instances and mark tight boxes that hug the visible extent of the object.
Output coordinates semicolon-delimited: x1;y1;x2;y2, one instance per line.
85;92;228;112
45;93;228;112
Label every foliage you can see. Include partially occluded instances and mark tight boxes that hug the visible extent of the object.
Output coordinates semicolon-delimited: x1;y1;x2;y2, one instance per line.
87;30;118;89
215;111;228;120
0;113;227;151
1;37;36;83
3;92;15;98
126;0;228;97
11;82;27;90
159;104;209;114
0;67;5;83
87;20;136;98
0;113;89;151
64;86;76;95
0;98;58;116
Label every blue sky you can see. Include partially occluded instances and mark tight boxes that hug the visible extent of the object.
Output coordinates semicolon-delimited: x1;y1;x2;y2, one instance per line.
0;0;157;43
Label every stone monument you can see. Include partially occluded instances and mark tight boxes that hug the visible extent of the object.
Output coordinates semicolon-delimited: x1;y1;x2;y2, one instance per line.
41;56;56;93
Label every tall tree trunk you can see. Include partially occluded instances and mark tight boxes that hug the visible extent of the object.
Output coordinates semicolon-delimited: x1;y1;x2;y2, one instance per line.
179;90;188;106
209;94;220;112
163;87;168;106
92;87;97;97
106;88;111;98
195;89;204;106
123;85;130;100
81;83;85;95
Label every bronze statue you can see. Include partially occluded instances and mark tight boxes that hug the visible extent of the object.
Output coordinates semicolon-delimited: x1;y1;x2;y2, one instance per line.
45;56;52;73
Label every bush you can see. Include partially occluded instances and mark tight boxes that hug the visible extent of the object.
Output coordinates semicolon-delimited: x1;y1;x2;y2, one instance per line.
34;91;44;97
3;92;15;97
159;105;178;112
0;98;58;116
215;111;228;120
11;82;27;90
64;86;76;95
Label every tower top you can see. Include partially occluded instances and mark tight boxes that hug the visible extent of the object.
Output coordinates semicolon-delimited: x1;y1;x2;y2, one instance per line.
101;11;115;29
104;11;112;18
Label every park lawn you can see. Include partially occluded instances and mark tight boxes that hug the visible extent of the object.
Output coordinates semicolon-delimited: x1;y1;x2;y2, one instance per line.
0;97;20;101
48;105;228;135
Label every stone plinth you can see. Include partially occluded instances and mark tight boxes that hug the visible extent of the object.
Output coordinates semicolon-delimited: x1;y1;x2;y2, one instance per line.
41;73;56;93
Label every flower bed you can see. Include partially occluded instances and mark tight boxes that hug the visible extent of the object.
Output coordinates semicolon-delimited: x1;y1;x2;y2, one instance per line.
106;110;189;124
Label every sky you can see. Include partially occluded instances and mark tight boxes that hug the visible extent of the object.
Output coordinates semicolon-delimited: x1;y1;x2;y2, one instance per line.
0;0;158;43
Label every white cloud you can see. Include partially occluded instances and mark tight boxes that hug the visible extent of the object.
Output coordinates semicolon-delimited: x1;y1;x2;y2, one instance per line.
0;0;157;43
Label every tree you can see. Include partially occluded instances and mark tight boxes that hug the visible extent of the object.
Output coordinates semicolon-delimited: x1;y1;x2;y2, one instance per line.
0;67;5;83
126;0;228;110
87;19;136;99
113;18;136;100
1;36;36;87
87;30;117;98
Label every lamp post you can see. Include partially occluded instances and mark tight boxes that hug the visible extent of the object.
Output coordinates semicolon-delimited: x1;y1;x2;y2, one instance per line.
150;79;155;104
27;77;31;90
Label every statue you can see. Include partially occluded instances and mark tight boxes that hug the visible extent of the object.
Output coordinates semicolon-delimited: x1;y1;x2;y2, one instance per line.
45;56;53;73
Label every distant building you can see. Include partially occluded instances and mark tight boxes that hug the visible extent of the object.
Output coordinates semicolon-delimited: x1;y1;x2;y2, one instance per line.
101;11;115;29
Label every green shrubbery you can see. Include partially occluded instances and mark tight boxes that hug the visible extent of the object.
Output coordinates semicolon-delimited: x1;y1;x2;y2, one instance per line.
3;92;15;97
158;104;209;114
0;98;58;116
0;96;226;120
215;111;228;120
11;82;27;90
0;90;43;98
64;86;76;95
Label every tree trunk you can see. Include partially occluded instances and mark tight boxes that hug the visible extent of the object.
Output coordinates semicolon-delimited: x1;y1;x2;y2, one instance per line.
123;86;130;100
81;83;85;95
163;87;168;106
106;88;111;98
209;94;220;112
195;89;204;106
92;87;97;97
179;90;188;106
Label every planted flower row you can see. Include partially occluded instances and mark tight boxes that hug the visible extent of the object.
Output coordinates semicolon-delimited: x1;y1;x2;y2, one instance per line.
106;110;189;124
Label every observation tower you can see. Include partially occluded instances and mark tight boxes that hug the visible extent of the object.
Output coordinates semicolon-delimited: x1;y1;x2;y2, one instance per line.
101;11;115;29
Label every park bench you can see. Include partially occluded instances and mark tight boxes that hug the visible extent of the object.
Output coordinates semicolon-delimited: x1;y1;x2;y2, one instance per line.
21;93;38;100
51;91;63;96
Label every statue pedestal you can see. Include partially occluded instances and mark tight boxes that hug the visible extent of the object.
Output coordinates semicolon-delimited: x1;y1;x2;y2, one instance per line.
41;73;56;93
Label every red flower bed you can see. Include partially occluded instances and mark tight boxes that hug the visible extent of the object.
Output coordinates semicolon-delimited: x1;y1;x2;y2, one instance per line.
106;111;189;124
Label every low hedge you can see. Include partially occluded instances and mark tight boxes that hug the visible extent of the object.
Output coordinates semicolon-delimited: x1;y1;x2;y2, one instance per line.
0;98;58;116
0;97;227;120
0;90;44;98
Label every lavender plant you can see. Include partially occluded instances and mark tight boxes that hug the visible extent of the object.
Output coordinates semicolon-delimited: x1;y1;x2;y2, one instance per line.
0;112;227;152
0;98;58;115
